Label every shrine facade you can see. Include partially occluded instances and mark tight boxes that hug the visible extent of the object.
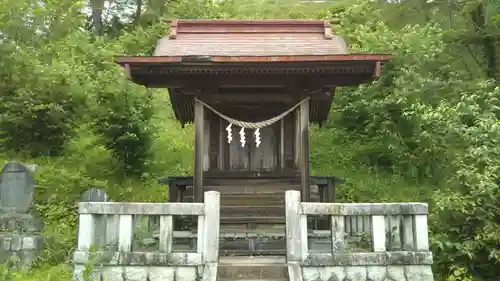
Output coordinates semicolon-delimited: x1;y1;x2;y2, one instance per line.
116;19;392;256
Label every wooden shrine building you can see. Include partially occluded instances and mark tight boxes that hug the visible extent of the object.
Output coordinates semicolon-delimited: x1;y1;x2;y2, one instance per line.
116;19;392;255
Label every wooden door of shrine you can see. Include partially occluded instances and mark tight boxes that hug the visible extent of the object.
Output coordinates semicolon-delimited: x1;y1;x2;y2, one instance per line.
227;124;278;172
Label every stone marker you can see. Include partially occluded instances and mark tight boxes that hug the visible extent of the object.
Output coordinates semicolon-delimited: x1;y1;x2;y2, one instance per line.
0;162;36;213
82;188;110;203
0;162;44;265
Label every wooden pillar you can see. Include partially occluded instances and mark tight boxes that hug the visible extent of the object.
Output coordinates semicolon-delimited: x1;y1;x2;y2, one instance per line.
299;99;310;202
218;118;225;171
280;119;285;170
194;99;204;203
294;109;301;168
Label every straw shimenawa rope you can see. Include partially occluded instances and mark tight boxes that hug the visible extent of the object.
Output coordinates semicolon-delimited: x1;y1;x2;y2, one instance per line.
194;97;310;129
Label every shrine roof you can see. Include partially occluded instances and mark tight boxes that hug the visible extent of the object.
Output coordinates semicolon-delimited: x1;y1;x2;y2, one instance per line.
116;19;392;82
154;19;348;57
115;20;393;125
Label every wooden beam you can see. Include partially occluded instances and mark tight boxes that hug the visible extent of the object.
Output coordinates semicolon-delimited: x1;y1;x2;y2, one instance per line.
200;93;298;103
194;99;204;203
131;74;374;89
300;99;310;202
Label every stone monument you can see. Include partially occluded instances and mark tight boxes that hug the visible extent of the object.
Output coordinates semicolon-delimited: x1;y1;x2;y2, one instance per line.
0;162;44;265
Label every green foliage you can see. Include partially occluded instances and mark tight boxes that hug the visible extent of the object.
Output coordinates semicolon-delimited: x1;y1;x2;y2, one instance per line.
0;0;87;156
0;0;499;280
91;72;154;177
330;1;500;279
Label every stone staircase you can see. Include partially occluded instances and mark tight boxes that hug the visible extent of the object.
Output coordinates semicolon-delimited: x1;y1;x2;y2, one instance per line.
214;181;292;256
179;178;323;256
208;180;301;256
218;256;288;281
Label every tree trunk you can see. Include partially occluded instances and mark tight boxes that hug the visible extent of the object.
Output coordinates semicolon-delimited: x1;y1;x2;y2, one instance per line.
470;2;498;80
133;0;143;26
91;0;106;36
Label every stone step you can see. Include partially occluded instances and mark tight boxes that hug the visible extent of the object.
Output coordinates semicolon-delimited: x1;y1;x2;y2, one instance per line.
185;184;304;194
203;178;301;186
180;185;321;202
220;249;287;256
220;194;286;205
221;216;285;224
220;206;285;217
218;256;287;279
165;230;332;239
220;224;285;233
209;184;300;192
217;278;288;281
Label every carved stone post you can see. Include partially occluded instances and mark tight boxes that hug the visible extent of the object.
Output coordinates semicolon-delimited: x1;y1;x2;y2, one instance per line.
0;162;44;265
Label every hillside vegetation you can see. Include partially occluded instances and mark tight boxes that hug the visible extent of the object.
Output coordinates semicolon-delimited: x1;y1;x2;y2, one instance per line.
0;0;498;281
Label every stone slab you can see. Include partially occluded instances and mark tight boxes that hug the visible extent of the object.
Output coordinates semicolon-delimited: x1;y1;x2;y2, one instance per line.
301;251;433;266
301;202;428;216
73;250;203;266
301;265;434;281
0;234;44;251
0;210;43;232
78;202;204;216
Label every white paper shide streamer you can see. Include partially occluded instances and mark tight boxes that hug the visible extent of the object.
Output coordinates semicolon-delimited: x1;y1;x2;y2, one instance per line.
239;127;246;147
226;123;232;144
225;125;261;148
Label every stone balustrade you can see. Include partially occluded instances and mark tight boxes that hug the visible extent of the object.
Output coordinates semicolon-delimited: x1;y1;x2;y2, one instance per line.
285;190;434;281
73;191;220;281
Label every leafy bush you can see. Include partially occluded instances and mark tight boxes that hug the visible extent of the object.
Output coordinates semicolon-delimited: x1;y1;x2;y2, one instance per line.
330;2;500;278
91;72;154;177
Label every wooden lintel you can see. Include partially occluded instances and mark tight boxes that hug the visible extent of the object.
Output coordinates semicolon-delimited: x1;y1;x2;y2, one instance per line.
201;93;297;103
132;75;373;89
182;84;218;95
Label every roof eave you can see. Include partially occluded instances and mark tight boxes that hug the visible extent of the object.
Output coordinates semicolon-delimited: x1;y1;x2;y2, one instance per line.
115;54;393;65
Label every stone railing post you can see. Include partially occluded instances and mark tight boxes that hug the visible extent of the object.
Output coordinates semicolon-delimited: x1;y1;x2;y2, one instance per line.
285;190;303;262
200;191;219;281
